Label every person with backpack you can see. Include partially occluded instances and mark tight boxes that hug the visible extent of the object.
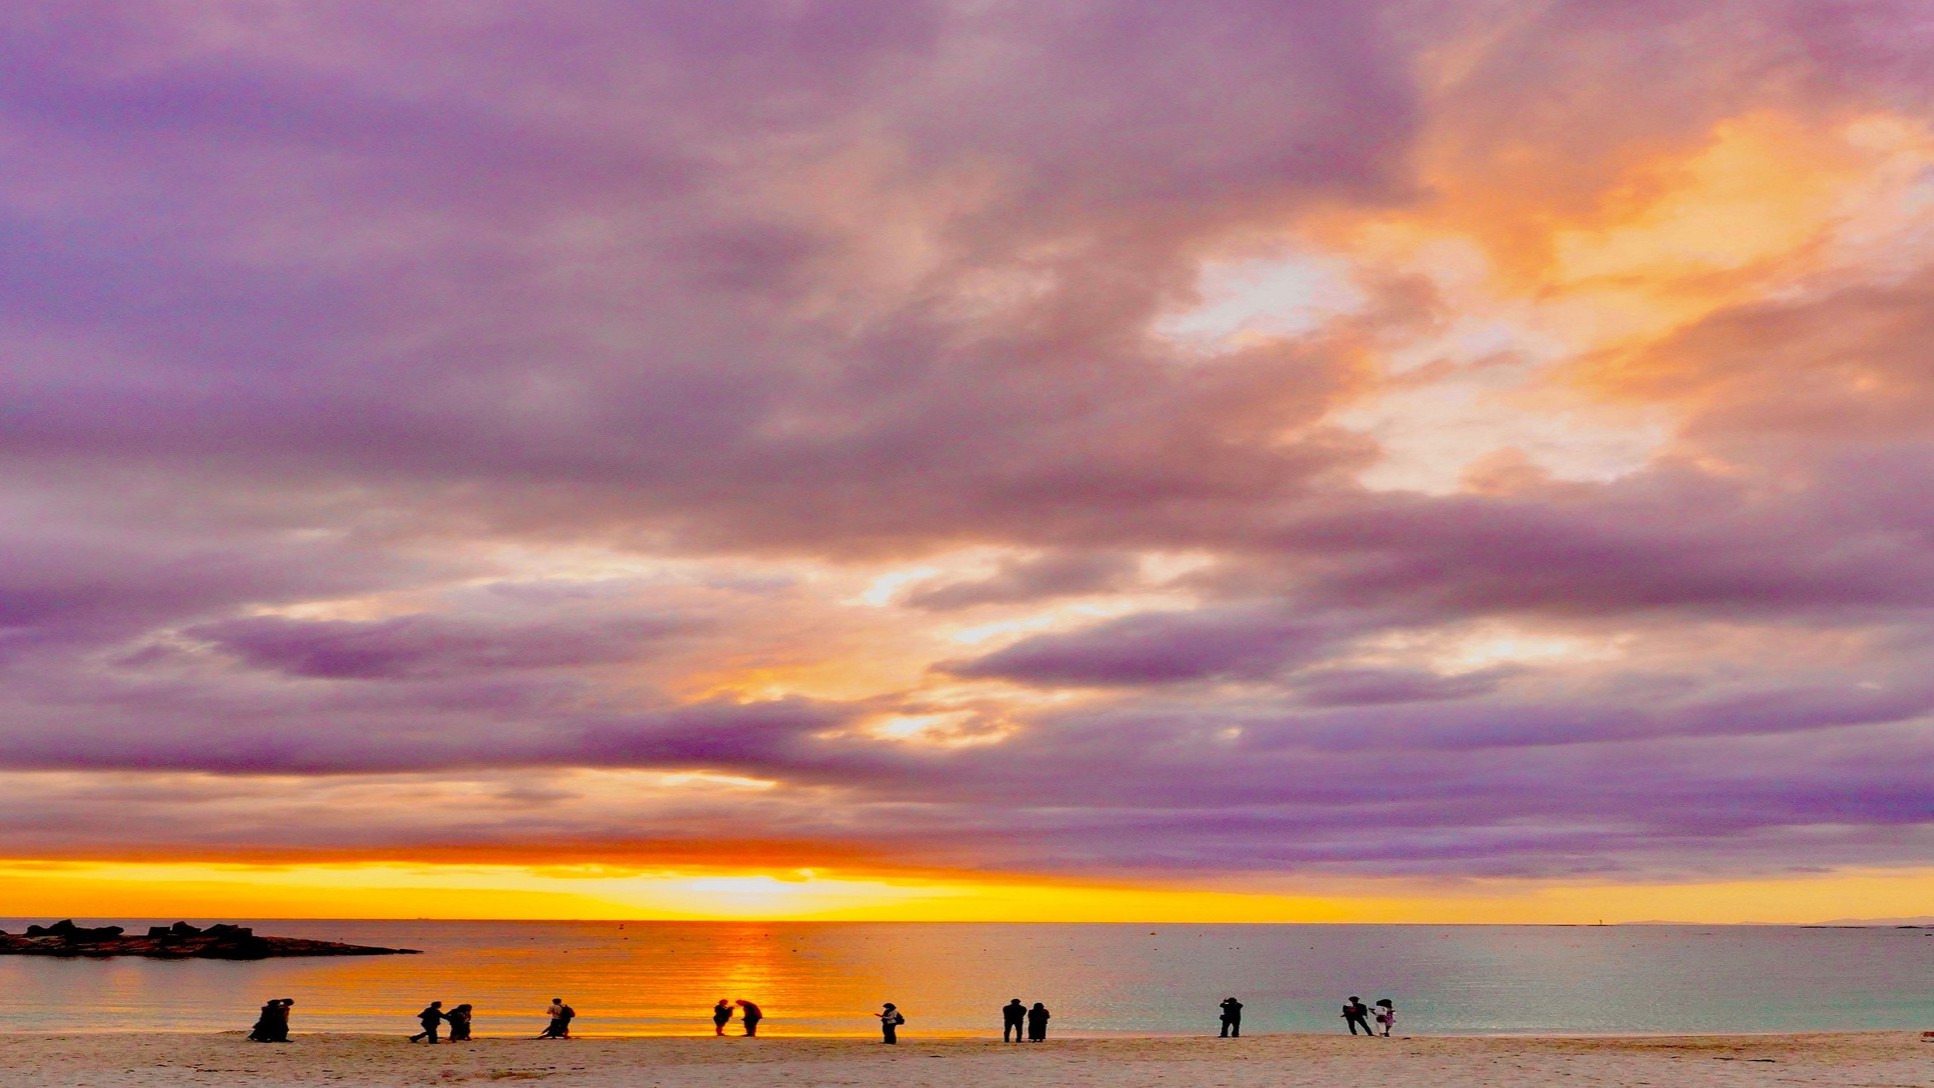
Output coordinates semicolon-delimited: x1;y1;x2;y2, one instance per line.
540;998;576;1039
874;1002;904;1044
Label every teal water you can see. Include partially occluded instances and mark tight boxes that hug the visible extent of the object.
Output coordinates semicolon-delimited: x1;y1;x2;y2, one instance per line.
1;921;1929;1036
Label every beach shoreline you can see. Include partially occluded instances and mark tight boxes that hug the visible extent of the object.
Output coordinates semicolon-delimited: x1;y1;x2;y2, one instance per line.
0;1030;1924;1087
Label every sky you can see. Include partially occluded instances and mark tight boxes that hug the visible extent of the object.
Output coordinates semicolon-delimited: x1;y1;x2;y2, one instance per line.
5;1;1934;923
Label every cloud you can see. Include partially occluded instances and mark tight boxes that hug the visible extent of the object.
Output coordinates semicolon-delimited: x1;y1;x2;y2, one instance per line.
188;612;686;680
939;608;1346;686
902;551;1141;610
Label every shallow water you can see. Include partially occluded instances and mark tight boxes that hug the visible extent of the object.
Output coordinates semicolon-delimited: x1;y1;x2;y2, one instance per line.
1;920;1929;1036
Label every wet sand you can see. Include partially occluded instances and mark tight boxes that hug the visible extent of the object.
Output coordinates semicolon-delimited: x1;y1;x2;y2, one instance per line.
1;1031;1929;1087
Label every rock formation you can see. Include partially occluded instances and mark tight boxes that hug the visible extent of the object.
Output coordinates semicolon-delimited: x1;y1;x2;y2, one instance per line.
0;919;421;959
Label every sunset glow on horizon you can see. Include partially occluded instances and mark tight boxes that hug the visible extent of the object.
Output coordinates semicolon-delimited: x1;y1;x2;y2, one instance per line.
6;3;1934;925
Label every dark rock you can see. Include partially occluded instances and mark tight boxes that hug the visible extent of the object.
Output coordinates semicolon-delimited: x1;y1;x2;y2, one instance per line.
0;921;421;960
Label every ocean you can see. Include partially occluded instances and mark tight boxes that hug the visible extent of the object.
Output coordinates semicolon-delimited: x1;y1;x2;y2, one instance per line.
1;921;1929;1037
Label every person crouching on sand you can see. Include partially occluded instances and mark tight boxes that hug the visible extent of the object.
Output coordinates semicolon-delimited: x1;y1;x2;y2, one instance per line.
875;1003;904;1044
445;1003;473;1042
540;998;575;1038
410;1000;444;1043
1374;999;1396;1037
736;999;763;1037
713;998;733;1035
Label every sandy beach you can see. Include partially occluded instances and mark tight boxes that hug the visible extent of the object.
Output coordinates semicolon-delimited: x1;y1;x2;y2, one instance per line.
0;1031;1924;1088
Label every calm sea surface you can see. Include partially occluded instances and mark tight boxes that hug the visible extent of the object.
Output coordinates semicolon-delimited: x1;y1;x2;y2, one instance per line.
1;921;1929;1037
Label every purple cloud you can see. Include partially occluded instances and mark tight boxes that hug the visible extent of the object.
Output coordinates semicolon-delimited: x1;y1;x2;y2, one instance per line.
903;551;1140;610
189;612;686;680
940;609;1345;686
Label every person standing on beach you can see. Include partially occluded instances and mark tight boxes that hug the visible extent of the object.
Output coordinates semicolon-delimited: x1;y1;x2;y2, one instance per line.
540;998;575;1038
1342;996;1373;1035
875;1002;904;1044
410;1001;444;1043
1002;998;1026;1042
445;1003;473;1042
1218;997;1243;1037
1374;999;1395;1037
1026;1001;1051;1041
712;998;734;1035
736;999;763;1037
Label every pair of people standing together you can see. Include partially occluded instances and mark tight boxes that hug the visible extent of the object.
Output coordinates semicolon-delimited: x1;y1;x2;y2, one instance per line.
408;1001;474;1043
1342;996;1396;1036
712;998;763;1036
1000;999;1051;1041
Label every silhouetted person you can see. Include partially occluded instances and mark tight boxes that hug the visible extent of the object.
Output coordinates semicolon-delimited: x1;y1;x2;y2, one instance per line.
1374;998;1395;1037
1026;1002;1050;1042
445;1003;473;1042
247;999;279;1042
875;1002;903;1044
247;999;294;1042
736;999;763;1037
1218;997;1243;1038
410;1001;444;1043
1343;996;1373;1036
540;998;575;1038
1002;998;1026;1042
713;998;733;1035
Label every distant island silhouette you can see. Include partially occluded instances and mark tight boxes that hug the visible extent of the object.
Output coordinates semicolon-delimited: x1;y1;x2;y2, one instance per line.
0;920;422;959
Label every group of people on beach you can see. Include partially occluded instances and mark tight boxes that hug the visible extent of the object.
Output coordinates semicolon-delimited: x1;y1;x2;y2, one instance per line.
999;999;1052;1042
246;992;1400;1042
